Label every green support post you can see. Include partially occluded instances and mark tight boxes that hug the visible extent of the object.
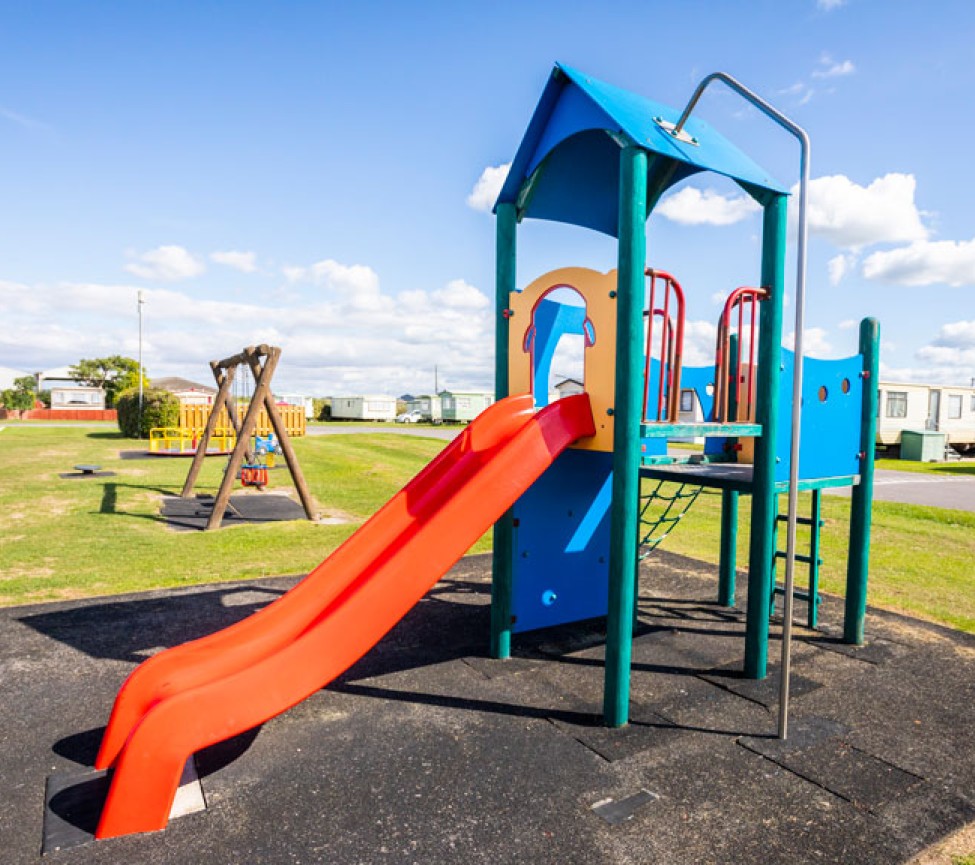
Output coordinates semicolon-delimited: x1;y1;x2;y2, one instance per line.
808;489;822;629
744;194;787;679
844;317;879;644
490;202;518;660
718;490;739;607
603;145;647;727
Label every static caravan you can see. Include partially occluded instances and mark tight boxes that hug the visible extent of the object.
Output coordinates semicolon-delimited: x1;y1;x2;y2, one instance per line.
279;393;315;419
439;391;494;423
50;386;106;411
878;381;975;453
331;395;397;421
406;394;442;422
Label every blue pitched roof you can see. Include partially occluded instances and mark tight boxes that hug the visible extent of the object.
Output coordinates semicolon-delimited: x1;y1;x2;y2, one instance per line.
497;64;787;237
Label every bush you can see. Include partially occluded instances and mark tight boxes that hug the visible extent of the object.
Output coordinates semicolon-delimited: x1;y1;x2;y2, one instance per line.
116;387;180;438
313;397;331;421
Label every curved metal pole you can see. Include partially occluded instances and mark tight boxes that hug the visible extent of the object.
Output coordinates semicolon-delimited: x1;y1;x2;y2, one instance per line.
672;72;810;740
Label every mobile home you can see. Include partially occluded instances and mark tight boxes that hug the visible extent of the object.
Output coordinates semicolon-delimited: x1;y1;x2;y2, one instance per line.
439;390;494;423
406;394;442;422
330;395;397;421
878;380;975;453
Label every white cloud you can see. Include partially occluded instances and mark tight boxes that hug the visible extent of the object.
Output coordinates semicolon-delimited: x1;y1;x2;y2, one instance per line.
0;105;50;131
882;323;975;384
800;173;928;250
785;327;834;358
210;250;257;273
813;53;856;79
838;319;857;330
0;271;497;396
656;187;760;226
125;245;206;281
282;258;382;310
817;0;846;9
827;253;855;285
862;238;975;287
682;320;719;366
467;163;510;213
780;81;815;106
431;279;490;311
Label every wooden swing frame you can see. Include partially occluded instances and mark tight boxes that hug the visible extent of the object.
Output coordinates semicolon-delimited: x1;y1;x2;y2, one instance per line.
180;344;316;530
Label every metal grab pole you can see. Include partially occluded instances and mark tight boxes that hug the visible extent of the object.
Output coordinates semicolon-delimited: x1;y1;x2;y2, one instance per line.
672;72;810;740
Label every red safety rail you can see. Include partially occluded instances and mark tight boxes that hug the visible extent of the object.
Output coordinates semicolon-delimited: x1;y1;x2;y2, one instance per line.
642;268;686;423
714;286;768;422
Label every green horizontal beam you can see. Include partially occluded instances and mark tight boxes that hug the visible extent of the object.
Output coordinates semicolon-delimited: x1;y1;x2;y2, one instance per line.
641;422;762;438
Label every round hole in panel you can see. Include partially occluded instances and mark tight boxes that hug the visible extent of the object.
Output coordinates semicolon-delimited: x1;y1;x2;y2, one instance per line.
841;377;851;394
818;385;828;402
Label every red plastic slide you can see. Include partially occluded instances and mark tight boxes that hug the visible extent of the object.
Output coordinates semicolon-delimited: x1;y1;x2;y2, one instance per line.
94;392;594;838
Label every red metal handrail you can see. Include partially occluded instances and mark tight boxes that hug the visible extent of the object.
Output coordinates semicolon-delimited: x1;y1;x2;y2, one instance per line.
714;286;768;422
642;269;685;423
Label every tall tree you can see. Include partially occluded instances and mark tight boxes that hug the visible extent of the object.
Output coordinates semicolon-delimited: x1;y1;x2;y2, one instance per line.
69;356;147;407
1;375;38;411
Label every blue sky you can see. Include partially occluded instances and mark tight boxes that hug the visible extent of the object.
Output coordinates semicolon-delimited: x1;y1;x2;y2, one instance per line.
1;1;973;396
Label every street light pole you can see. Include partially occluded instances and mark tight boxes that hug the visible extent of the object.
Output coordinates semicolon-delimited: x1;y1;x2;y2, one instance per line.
138;290;145;431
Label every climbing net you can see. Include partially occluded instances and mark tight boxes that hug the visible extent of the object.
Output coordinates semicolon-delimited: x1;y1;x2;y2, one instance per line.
637;480;703;560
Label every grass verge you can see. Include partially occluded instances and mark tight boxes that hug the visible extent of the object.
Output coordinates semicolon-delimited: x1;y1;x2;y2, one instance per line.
0;425;972;636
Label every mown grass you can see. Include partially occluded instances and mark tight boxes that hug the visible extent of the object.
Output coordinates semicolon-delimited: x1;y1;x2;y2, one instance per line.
0;425;972;636
875;456;975;476
0;426;456;606
652;482;975;634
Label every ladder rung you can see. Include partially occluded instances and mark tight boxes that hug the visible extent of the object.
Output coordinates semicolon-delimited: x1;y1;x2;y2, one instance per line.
773;584;821;604
775;515;824;527
774;551;823;566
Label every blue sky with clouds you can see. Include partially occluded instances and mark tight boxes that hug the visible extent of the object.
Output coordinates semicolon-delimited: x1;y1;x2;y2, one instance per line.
1;1;973;395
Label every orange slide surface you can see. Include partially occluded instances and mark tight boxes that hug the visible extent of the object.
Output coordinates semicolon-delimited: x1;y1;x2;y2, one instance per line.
94;392;594;838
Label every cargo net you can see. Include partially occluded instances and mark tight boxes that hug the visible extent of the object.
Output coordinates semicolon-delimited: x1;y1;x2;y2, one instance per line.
638;480;703;560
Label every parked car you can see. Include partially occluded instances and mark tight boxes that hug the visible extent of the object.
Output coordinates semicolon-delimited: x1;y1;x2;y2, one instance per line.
396;410;424;423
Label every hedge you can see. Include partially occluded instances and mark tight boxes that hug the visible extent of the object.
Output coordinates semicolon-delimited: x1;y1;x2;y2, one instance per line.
116;387;180;438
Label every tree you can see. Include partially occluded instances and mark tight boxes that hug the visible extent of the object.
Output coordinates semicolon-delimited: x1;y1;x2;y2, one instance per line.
69;356;147;407
1;376;38;411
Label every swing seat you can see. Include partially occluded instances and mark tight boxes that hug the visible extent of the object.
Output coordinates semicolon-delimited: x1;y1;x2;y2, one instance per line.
241;465;269;488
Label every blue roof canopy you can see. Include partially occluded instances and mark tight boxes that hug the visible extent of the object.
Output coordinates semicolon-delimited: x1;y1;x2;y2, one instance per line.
497;64;787;238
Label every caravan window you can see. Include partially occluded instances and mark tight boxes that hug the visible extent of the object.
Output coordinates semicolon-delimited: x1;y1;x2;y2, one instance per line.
948;395;963;419
885;391;908;419
680;390;695;412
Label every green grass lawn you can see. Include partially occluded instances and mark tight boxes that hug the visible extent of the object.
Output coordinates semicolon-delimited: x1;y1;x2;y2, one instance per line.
648;482;975;634
875;456;975;476
0;424;973;636
0;425;457;606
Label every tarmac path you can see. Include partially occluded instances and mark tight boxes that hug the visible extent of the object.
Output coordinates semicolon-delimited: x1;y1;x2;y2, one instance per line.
825;467;975;512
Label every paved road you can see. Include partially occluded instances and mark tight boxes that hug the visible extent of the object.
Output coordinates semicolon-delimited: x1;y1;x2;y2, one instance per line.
826;467;975;512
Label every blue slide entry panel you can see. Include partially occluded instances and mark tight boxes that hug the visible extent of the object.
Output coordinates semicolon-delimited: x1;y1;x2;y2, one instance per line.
511;448;613;633
776;350;864;483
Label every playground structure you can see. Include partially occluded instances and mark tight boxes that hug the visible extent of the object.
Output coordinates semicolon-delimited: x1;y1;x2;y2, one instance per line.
179;345;317;530
489;64;877;728
82;65;877;839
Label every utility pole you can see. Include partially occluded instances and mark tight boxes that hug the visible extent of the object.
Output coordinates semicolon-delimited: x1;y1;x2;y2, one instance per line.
138;290;145;431
434;364;439;393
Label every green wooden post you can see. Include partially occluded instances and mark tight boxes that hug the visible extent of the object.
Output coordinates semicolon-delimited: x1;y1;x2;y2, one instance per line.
718;490;739;607
490;202;518;660
718;334;740;607
603;145;647;727
844;317;879;644
744;194;786;679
